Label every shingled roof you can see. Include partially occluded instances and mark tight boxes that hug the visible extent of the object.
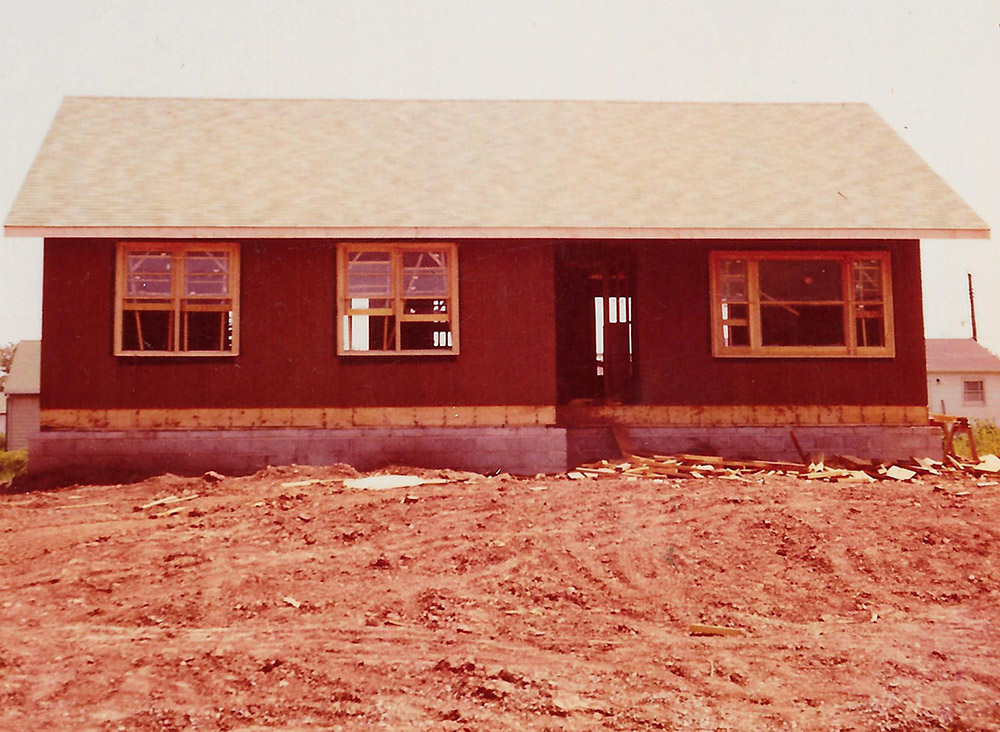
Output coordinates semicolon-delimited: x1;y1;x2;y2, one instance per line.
4;97;990;240
926;339;1000;373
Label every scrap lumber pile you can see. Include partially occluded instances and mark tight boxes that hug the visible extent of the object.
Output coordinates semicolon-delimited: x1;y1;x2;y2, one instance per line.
568;451;1000;484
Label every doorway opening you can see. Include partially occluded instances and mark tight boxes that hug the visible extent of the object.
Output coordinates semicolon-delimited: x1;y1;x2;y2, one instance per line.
556;244;637;404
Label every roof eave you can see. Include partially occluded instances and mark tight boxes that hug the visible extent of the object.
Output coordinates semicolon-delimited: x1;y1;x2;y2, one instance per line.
4;225;992;240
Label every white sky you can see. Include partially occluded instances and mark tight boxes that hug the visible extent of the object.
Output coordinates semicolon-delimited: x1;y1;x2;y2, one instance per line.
1;0;998;350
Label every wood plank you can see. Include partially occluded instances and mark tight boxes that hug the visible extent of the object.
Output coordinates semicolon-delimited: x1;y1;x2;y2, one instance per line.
610;424;637;457
689;623;744;637
40;406;557;430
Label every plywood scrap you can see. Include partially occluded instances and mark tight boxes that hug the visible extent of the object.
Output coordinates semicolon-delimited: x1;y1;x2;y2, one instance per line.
344;475;429;490
974;454;1000;473
884;465;916;481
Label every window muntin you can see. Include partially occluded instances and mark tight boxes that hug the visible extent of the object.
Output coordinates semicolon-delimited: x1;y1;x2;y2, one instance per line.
337;243;458;355
711;251;893;358
115;243;239;356
963;379;985;404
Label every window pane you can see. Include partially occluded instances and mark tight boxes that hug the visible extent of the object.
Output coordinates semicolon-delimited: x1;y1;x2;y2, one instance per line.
853;260;883;302
349;297;392;311
401;321;453;350
855;304;885;347
184;310;233;352
761;304;845;346
964;380;985;403
185;251;230;297
718;259;748;302
402;251;449;297
759;259;842;301
122;309;172;351
721;303;748;320
127;251;173;297
345;314;395;351
723;324;750;347
347;252;392;297
404;299;449;316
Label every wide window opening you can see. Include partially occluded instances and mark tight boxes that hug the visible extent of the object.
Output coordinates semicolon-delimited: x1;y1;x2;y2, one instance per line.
338;244;458;355
711;251;893;358
116;244;239;356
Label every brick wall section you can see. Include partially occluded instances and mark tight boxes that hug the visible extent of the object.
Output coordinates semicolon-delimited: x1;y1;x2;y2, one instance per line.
29;427;568;478
566;426;943;467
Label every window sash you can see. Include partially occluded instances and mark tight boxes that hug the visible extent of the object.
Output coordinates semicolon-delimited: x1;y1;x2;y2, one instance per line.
115;243;240;356
337;243;459;355
963;380;985;404
711;251;894;358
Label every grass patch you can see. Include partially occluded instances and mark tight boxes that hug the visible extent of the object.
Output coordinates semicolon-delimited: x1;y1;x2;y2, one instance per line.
952;418;1000;459
0;450;28;483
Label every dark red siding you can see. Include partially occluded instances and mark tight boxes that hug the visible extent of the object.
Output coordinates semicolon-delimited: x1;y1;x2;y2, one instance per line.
633;239;927;406
40;239;557;409
40;237;928;411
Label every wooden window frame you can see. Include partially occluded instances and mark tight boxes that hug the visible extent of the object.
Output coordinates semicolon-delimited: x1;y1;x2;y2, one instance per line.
710;250;895;358
336;242;460;356
963;379;986;405
114;242;240;357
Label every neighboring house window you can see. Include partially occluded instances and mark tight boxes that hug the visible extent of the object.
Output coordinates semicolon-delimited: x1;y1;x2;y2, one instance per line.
337;243;459;355
963;379;985;404
710;251;894;358
115;243;240;356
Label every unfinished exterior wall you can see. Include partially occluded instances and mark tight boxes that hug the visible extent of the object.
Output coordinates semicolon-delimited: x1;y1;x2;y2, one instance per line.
40;238;558;411
34;237;931;475
631;239;927;407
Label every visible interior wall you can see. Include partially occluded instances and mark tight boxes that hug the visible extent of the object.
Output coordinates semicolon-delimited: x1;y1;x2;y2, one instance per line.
41;238;557;411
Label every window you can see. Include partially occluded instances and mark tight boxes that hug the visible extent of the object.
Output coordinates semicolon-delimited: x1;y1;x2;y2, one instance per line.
115;243;239;355
710;251;893;358
963;379;985;404
337;243;459;355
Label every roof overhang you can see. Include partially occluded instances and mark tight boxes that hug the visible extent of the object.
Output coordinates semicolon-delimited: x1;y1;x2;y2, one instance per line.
5;99;992;240
4;225;991;240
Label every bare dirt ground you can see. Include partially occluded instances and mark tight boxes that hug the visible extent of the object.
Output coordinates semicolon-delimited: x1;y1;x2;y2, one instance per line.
1;464;999;731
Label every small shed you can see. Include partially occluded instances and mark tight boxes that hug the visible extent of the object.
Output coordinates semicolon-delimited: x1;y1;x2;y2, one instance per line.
5;340;41;452
926;339;1000;423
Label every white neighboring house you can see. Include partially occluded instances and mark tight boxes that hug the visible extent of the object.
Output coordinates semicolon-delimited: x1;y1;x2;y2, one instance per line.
5;340;40;452
0;393;7;437
926;339;1000;422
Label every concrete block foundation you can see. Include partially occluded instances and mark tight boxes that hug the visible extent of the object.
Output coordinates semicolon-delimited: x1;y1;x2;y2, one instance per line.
29;424;942;479
566;425;943;467
29;427;568;478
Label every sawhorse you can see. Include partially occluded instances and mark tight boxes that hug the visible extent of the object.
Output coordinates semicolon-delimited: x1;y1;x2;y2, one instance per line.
929;413;978;462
